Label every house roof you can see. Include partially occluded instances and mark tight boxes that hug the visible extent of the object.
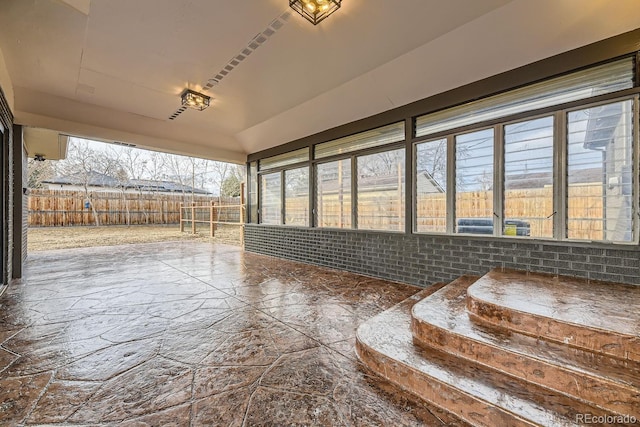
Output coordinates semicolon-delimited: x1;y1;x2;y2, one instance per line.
45;171;119;187
44;172;210;194
127;179;210;195
505;168;604;190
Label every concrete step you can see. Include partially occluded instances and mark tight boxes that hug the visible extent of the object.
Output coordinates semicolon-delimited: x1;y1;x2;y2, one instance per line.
355;288;612;427
411;275;640;418
466;268;640;362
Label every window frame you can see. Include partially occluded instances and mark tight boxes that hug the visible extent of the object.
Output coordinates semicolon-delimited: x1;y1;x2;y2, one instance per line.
500;112;557;240
283;166;310;227
312;140;407;231
561;94;639;244
257;148;311;226
355;146;407;233
409;93;640;244
451;126;497;237
412;137;449;235
315;158;353;230
252;53;640;245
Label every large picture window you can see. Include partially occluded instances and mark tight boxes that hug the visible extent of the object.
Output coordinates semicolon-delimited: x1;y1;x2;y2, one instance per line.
317;159;351;228
503;116;554;238
284;167;309;226
415;138;447;233
357;149;405;231
260;172;281;225
567;99;634;242
455;129;494;234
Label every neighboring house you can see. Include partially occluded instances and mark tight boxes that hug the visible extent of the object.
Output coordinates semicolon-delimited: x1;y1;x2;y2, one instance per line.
42;171;211;195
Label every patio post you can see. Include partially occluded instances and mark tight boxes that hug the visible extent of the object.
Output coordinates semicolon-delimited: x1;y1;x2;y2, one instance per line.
179;203;184;232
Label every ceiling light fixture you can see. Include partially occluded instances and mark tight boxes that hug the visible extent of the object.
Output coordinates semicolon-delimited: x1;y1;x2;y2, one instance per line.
289;0;341;25
181;89;211;111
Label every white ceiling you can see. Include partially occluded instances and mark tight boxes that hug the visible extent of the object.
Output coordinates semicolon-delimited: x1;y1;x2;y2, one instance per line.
1;0;640;163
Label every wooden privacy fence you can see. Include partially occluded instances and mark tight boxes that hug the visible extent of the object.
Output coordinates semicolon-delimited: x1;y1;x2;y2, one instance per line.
302;184;608;240
180;184;245;239
28;189;240;227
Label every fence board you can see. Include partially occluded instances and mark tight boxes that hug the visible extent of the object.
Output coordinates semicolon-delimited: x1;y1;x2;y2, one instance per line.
28;189;239;227
287;185;605;239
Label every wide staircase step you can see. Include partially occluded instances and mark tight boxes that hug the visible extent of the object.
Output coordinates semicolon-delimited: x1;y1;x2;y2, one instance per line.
356;287;613;426
411;275;640;418
466;268;640;362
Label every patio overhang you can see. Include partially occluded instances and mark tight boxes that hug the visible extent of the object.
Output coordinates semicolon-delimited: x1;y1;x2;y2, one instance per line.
2;1;639;164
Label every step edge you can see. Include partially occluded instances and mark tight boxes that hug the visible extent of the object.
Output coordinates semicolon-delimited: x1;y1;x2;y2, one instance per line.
411;314;640;418
411;285;640;390
355;332;544;427
466;291;640;362
355;296;586;427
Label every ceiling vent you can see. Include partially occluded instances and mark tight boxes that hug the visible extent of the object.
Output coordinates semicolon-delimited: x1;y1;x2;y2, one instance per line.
167;10;291;121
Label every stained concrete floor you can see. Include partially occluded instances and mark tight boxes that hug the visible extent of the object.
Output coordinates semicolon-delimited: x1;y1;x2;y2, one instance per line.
0;242;462;426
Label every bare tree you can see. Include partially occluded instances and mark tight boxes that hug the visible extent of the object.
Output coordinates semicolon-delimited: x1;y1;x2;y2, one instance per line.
358;150;404;178
162;153;194;202
27;158;57;189
56;140;119;226
221;164;246;197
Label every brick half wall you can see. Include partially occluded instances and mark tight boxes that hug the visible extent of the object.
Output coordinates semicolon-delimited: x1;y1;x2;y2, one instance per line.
244;225;640;286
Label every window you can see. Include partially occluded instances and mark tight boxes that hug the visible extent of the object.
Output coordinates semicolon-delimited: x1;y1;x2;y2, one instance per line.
252;56;638;244
415;138;447;233
416;58;633;137
260;148;308;171
567;99;634;242
260;172;281;224
284;167;309;226
315;122;405;159
504;116;554;238
357;149;405;231
317;159;352;228
455;129;494;234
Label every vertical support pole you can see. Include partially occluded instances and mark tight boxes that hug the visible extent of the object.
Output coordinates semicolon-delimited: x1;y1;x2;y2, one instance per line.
317;176;323;227
633;95;640;244
210;200;215;237
404;117;414;235
179;202;184;232
240;182;246;246
446;134;456;234
191;202;196;234
494;124;504;237
554;110;567;240
351;156;358;229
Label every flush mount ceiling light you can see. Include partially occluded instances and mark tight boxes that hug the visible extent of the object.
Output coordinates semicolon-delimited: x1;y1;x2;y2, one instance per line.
289;0;341;25
181;89;211;111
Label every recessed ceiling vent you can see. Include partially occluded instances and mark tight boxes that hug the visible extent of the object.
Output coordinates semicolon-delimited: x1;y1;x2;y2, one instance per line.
203;10;291;90
111;141;137;147
168;10;291;120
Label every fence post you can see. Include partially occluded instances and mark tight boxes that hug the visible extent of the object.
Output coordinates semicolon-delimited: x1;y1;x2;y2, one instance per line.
179;203;184;232
240;182;245;246
191;202;196;234
210;200;215;237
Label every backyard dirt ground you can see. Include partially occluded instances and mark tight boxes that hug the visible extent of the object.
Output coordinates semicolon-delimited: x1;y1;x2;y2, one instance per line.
28;224;242;251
